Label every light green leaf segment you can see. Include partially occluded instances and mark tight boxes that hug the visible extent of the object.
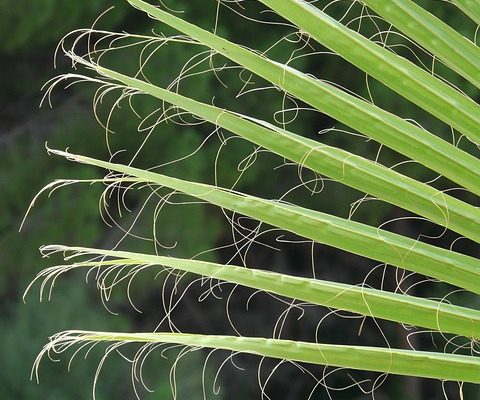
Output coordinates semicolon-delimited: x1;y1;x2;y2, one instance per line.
33;245;480;339
360;0;480;89
95;65;480;243
451;0;480;25
29;0;480;392
47;148;480;296
261;0;480;136
125;0;480;197
43;331;480;383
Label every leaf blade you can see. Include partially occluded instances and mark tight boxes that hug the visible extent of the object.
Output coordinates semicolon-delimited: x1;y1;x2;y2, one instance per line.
361;0;480;89
125;0;480;196
87;64;480;243
42;245;480;339
451;0;480;25
46;330;480;383
261;0;480;136
46;149;480;295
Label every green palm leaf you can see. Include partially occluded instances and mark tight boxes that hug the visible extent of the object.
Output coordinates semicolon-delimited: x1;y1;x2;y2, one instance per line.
27;0;480;395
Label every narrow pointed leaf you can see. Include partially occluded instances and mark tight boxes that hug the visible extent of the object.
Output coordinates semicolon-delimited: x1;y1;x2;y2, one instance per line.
451;0;480;25
125;0;480;196
47;331;480;383
361;0;480;89
43;245;480;339
93;65;480;243
47;149;480;294
261;0;480;136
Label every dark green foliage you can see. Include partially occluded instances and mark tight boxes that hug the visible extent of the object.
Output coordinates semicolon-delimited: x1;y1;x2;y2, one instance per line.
1;282;129;399
0;0;128;53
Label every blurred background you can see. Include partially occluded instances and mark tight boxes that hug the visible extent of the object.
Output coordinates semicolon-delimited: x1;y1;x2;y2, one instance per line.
1;0;479;399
